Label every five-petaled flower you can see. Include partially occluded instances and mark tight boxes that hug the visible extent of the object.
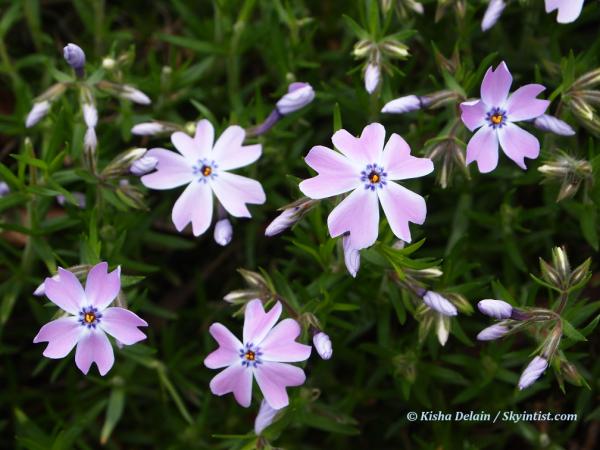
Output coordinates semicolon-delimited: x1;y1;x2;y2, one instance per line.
299;123;433;250
460;61;550;173
33;262;148;376
204;299;312;409
141;120;266;237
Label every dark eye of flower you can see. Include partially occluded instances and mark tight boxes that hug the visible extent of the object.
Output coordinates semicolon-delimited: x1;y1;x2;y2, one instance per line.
491;113;503;125
201;165;212;177
84;312;96;324
244;350;256;361
368;171;380;183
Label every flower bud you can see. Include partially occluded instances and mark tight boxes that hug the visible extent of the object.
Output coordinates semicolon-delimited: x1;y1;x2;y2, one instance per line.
131;122;174;136
342;234;360;278
275;82;315;115
561;361;585;387
82;103;98;128
572;68;600;90
541;325;562;360
0;181;9;197
533;114;575;136
313;332;333;360
569;96;595;121
477;323;509;341
551;246;570;282
102;57;116;70
102;148;148;178
481;0;506;32
518;356;548;390
364;63;381;94
381;95;424;114
238;269;269;290
477;299;513;319
379;39;410;59
25;101;51;128
120;85;151;105
352;39;373;59
130;155;159;176
57;192;86;209
84;127;97;154
254;399;281;435
422;291;458;316
213;218;233;246
265;198;317;236
223;289;263;304
436;314;450;346
63;43;86;77
569;257;591;288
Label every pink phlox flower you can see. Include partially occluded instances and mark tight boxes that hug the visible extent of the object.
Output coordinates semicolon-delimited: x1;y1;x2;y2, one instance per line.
545;0;585;24
33;262;148;376
299;123;433;250
141;120;266;237
204;299;312;409
460;61;550;173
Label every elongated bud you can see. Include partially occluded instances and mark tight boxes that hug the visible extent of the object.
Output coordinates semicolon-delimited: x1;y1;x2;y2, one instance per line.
82;103;98;129
533;114;576;136
379;39;409;59
436;314;451;346
477;299;513;319
276;82;315;115
481;0;506;32
569;96;595;121
130;155;158;176
25;101;51;128
63;43;86;78
223;289;263;304
238;269;269;290
342;233;361;278
477;323;510;341
313;332;333;360
561;361;585;387
551;247;570;282
405;267;443;279
444;292;473;314
0;181;9;197
572;68;600;90
131;122;178;136
364;63;381;94
102;148;148;178
120;85;151;104
254;399;281;435
84;127;97;154
352;39;373;59
381;95;424;114
577;90;600;106
213;219;233;246
422;291;458;316
518;356;548;390
569;257;591;288
265;198;318;237
541;325;562;360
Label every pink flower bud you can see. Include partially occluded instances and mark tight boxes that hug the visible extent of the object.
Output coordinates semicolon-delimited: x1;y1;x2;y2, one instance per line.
477;323;509;341
423;291;458;316
477;299;513;319
313;332;333;360
518;356;548;390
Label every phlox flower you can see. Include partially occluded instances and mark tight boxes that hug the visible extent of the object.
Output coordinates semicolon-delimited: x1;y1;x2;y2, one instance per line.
460;62;550;173
545;0;585;24
299;123;433;250
33;262;147;376
204;299;312;409
141;120;266;237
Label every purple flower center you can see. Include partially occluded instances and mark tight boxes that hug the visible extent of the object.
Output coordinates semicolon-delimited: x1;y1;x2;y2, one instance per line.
192;159;218;183
486;107;507;129
240;342;262;368
361;163;387;191
79;306;102;329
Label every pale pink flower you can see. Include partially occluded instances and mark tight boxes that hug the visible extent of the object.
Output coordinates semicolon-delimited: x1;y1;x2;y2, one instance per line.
545;0;585;23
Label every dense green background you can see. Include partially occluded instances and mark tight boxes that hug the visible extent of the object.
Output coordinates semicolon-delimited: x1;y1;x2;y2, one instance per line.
1;0;599;449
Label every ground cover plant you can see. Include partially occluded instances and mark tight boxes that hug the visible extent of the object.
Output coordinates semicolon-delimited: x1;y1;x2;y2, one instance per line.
1;0;599;449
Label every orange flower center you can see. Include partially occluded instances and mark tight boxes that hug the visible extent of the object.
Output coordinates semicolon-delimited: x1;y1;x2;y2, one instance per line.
368;171;380;183
201;165;212;176
244;350;256;361
491;113;503;125
84;312;96;324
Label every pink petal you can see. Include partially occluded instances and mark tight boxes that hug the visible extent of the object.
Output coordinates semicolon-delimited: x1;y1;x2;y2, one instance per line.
260;319;312;363
466;126;499;173
505;84;550;122
100;307;147;345
481;62;512;107
327;187;380;250
460;100;487;132
545;0;560;11
141;148;193;190
211;172;266;218
331;123;385;165
554;0;584;23
254;362;306;410
44;267;85;315
85;262;121;311
75;330;115;376
211;125;258;171
378;181;426;243
193;119;215;158
381;134;433;181
298;146;361;199
33;317;82;358
204;323;243;369
497;123;540;170
243;300;282;346
209;363;253;407
171;131;203;163
171;181;213;236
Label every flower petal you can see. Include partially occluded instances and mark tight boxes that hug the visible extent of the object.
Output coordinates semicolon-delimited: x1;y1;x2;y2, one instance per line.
466;126;499;173
327;187;379;250
260;319;312;363
505;84;550;122
381;134;434;181
171;131;203;163
497;123;540;170
378;181;426;243
298;146;361;199
211;125;260;171
100;307;147;345
204;323;243;369
460;100;487;132
243;299;282;346
141;148;193;190
254;362;306;410
171;181;213;236
85;262;121;311
481;62;512;107
209;363;253;407
44;267;85;315
331;123;385;165
75;330;115;376
193;119;215;158
211;172;266;218
33;317;82;358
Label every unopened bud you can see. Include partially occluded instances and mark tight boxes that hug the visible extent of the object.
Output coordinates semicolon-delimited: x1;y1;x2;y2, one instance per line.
25;101;51;128
0;181;9;197
436;314;451;346
265;198;317;236
213;218;233;246
518;356;548;390
131;122;175;136
63;43;85;77
569;257;591;288
542;325;562;360
569;96;595;121
551;247;570;282
130;155;158;176
533;114;576;136
477;299;513;319
102;57;116;70
364;63;381;94
254;399;281;435
276;82;315;115
481;0;506;32
352;40;373;59
223;289;262;304
381;95;424;114
238;269;268;290
342;233;361;278
423;291;458;317
572;68;600;90
561;361;585;387
313;332;333;360
477;323;510;341
120;85;151;105
379;40;409;59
